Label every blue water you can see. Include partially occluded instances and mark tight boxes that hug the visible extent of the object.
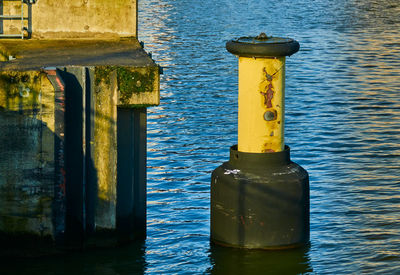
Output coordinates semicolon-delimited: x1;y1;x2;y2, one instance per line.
140;0;400;273
4;0;400;274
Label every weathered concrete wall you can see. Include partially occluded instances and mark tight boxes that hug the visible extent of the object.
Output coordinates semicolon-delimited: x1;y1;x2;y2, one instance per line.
0;0;137;39
0;0;158;250
0;72;55;240
0;62;158;254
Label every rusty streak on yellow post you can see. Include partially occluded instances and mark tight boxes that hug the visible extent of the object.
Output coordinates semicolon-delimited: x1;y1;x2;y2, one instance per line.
238;56;285;153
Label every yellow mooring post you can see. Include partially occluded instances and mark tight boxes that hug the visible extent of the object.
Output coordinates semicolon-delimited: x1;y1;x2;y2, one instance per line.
238;55;285;153
211;33;309;249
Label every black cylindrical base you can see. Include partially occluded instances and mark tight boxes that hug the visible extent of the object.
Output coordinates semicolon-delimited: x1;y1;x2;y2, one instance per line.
211;145;309;249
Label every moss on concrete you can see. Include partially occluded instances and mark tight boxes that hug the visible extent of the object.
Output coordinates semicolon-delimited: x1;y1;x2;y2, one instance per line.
95;66;114;86
117;67;155;101
95;66;155;95
95;65;159;107
0;72;43;111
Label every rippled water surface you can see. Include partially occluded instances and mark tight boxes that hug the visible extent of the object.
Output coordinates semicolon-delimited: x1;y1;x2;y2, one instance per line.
139;0;400;273
5;0;400;274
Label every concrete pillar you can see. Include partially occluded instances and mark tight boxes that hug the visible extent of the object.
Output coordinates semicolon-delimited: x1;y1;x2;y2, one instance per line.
0;63;159;255
0;0;159;256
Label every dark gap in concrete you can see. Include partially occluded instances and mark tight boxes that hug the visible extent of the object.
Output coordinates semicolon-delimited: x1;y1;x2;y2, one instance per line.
116;107;147;242
59;68;85;248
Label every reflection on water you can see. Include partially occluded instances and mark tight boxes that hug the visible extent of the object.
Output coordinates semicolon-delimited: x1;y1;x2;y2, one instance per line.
140;0;400;274
209;244;312;275
3;242;146;274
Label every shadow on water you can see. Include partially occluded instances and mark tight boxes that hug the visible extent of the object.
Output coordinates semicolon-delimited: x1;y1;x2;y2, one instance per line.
208;243;313;275
1;241;147;275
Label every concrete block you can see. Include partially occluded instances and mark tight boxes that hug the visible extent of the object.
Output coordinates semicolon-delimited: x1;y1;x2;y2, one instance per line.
0;0;137;39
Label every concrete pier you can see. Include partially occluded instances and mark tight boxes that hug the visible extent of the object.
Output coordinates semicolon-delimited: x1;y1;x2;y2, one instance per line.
0;0;159;256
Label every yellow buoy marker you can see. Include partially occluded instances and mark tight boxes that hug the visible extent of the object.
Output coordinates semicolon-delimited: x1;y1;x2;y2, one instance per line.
211;33;309;249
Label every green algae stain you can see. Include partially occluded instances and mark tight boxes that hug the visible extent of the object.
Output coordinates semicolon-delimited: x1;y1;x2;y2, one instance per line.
116;67;155;101
94;66;157;103
95;66;114;86
0;72;43;111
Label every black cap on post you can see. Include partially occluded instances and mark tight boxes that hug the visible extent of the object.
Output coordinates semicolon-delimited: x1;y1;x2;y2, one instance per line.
226;33;300;57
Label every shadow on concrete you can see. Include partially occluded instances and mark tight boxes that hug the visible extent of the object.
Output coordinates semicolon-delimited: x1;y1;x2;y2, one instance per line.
0;95;98;255
0;107;61;256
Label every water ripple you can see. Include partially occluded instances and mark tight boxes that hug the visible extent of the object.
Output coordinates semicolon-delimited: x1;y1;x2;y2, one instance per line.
138;0;400;274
